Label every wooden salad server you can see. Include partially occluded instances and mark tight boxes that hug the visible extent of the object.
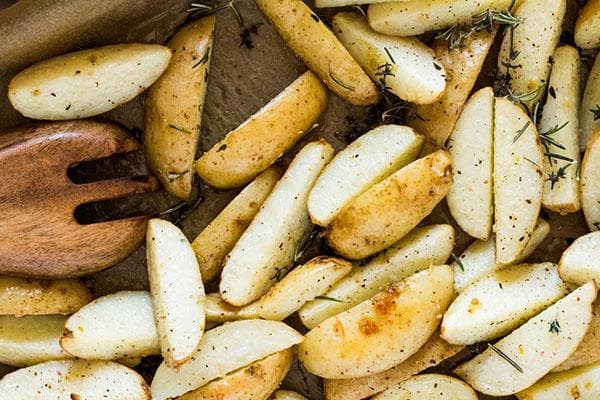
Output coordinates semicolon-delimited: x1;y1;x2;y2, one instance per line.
0;120;159;278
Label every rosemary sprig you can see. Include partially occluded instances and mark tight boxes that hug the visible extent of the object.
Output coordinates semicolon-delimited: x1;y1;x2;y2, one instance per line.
168;124;192;134
384;47;396;64
451;252;466;272
523;157;541;168
329;64;355;91
435;25;470;49
315;296;344;303
188;0;243;26
539;122;568;150
487;343;524;373
507;83;546;113
590;104;600;121
544;152;574;163
549;319;561;334
192;48;210;69
513;121;531;143
546;164;571;190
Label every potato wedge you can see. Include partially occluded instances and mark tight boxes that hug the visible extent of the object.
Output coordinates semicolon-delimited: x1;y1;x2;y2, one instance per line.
0;360;150;400
0;315;70;367
497;0;566;110
192;167;281;282
205;293;257;322
408;30;496;152
308;125;423;227
540;46;581;214
146;219;205;367
559;231;600;285
144;16;215;199
580;54;600;150
178;348;293;400
60;291;160;360
447;87;494;240
517;359;600;399
151;320;303;400
8;44;171;120
554;301;600;372
299;224;455;329
220;140;334;306
575;0;600;49
323;332;464;400
195;71;327;189
372;374;477;400
256;0;379;106
332;12;446;104
494;97;544;265
0;277;91;316
270;390;308;400
316;0;400;6
299;265;454;379
581;130;600;231
326;150;453;260
367;0;512;36
442;263;569;345
455;282;597;396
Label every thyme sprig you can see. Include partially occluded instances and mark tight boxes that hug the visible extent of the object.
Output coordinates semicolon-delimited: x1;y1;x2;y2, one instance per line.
546;164;571;190
487;343;524;373
549;319;561;334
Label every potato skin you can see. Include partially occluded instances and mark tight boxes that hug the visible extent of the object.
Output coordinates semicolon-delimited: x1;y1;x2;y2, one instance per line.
194;71;328;189
575;0;600;49
144;16;215;200
326;150;453;260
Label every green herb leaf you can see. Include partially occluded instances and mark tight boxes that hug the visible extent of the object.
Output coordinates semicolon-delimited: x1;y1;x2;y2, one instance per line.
487;343;524;373
513;121;531;143
168;124;192;134
315;296;344;303
549;319;561;334
451;252;466;272
329;64;355;92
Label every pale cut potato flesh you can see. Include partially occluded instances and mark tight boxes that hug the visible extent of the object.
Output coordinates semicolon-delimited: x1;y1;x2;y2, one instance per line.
455;282;597;396
517;359;600;399
178;349;293;400
580;54;600;150
151;320;303;400
192;167;281;282
308;125;423;227
453;218;550;292
219;140;335;306
447;87;494;240
270;390;308;400
323;332;464;400
367;0;512;36
540;46;581;214
497;0;566;110
0;315;70;367
256;0;379;106
581;130;600;231
493;97;544;265
118;357;142;368
575;0;600;49
408;30;496;153
146;219;205;367
326;150;453;260
559;231;600;285
8;44;171;120
60;291;160;360
442;263;569;345
554;301;600;372
332;12;446;104
144;16;215;199
205;293;257;322
298;265;454;379
0;277;91;316
299;224;455;329
253;256;352;321
195;71;328;189
372;373;478;400
0;360;151;400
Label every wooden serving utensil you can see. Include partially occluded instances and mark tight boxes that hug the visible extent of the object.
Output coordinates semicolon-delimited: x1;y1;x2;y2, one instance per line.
0;120;159;278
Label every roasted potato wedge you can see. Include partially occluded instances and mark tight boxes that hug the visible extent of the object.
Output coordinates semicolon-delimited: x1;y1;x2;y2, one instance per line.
372;374;477;400
0;315;70;367
0;277;91;316
316;0;397;6
299;224;455;329
323;332;464;400
333;12;446;104
146;219;205;367
554;301;600;372
559;231;600;285
192;167;280;282
256;0;378;106
0;360;151;400
447;87;494;240
220;140;334;306
151;320;303;400
270;390;308;400
408;30;496;152
144;16;215;199
574;0;600;49
204;293;257;322
326;150;453;260
60;291;160;360
308;125;423;227
178;349;293;400
8;44;171;120
442;263;569;345
540;46;581;214
581;130;600;231
493;97;544;265
195;71;327;189
367;0;512;36
580;54;600;150
455;282;596;396
299;265;454;379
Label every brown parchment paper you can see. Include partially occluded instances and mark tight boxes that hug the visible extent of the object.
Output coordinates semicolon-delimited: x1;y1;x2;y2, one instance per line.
0;0;593;399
